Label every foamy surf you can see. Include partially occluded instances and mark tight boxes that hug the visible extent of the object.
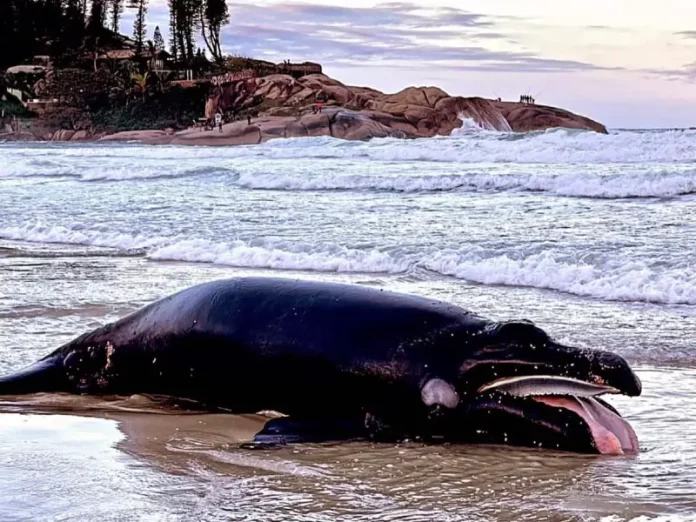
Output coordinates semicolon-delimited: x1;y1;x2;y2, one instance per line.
3;128;696;169
236;169;696;198
1;158;230;181
1;223;694;305
0;222;170;250
149;238;409;273
423;251;696;306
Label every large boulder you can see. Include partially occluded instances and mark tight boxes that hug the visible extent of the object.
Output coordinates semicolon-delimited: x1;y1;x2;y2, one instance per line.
51;129;75;141
374;86;449;109
253;74;300;101
98;130;170;142
329;110;405;140
492;101;608;133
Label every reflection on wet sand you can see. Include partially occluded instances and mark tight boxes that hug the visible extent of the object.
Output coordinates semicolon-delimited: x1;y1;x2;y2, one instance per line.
0;394;642;522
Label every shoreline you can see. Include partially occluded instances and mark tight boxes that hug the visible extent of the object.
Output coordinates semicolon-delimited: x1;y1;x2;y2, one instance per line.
0;105;606;147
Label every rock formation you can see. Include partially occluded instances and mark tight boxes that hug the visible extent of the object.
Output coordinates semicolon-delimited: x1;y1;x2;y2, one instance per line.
16;72;607;144
492;101;607;133
97;74;606;146
202;73;606;136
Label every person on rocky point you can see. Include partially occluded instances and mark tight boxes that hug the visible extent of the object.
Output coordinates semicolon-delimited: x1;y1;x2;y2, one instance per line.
215;111;223;133
247;114;252;125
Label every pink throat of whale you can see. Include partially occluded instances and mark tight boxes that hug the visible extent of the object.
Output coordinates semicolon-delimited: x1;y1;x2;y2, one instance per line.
532;396;639;455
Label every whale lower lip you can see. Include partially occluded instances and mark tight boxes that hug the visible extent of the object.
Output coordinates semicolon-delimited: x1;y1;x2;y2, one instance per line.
531;395;638;455
476;375;638;454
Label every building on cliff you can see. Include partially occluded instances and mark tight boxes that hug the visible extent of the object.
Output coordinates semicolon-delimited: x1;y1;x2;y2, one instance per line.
277;61;323;78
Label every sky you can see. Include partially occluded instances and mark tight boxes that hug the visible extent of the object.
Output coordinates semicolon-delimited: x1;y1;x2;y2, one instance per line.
127;0;696;128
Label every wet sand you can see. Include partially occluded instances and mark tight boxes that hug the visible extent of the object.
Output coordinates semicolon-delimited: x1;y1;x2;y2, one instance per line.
1;374;694;522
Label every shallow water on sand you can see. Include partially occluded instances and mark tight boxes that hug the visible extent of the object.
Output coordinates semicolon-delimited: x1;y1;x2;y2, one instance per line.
0;131;695;521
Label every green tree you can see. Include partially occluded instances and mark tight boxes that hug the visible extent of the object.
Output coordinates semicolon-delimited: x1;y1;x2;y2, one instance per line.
88;0;107;37
129;0;148;55
0;0;85;69
168;0;201;61
153;26;165;53
131;71;149;100
110;0;124;32
199;0;229;62
167;0;179;60
63;0;86;50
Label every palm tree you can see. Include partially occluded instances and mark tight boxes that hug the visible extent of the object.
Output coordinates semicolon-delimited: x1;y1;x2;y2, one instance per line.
130;71;149;101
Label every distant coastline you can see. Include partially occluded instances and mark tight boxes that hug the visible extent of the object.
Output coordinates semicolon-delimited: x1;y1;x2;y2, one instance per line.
1;6;606;146
1;72;607;146
2;44;607;146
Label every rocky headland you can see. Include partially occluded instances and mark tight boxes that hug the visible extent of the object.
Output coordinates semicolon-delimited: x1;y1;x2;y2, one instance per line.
4;73;607;145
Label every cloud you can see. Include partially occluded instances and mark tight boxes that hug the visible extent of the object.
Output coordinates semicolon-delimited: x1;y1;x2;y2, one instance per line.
218;2;607;73
646;61;696;82
675;31;696;39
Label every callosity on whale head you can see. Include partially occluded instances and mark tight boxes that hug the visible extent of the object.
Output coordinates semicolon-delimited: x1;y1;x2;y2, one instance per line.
447;320;641;455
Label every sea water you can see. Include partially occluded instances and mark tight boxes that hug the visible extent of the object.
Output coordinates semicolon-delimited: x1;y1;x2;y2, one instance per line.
0;128;695;521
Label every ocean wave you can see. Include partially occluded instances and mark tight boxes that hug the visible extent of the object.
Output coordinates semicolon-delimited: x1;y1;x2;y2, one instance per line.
149;239;409;273
2;223;694;305
236;169;696;198
248;129;696;164
4;129;696;169
0;223;169;250
0;160;229;181
153;242;696;304
423;251;696;305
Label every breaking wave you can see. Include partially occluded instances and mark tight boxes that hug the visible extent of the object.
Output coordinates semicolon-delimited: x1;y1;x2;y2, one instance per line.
242;128;696;164
2;222;694;305
236;169;696;198
149;239;408;273
0;222;169;250
2;128;696;174
0;157;228;181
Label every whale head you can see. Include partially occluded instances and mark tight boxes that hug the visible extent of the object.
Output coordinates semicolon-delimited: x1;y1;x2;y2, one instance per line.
426;320;641;455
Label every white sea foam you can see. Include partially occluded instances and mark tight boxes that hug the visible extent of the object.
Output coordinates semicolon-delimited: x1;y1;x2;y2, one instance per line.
149;239;409;273
423;251;696;305
3;129;696;174
154;244;696;305
3;222;692;305
247;128;696;164
0;158;228;181
451;117;489;134
236;169;696;198
0;223;169;250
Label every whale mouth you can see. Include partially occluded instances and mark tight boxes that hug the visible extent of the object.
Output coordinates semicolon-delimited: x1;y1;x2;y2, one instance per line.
478;375;639;455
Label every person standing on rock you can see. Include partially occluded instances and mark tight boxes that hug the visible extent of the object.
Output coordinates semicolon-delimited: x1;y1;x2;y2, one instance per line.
247;114;252;125
215;111;223;133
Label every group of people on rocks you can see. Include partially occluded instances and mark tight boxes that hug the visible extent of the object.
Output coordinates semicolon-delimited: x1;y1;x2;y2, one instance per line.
520;94;536;105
